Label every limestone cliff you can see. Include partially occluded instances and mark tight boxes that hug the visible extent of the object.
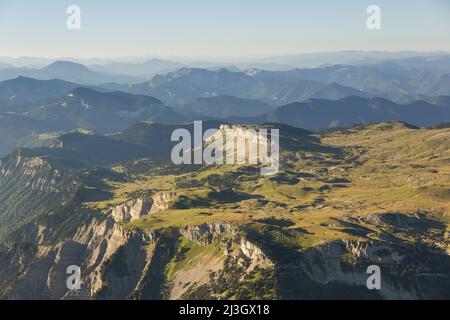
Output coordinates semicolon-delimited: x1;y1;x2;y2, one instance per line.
1;210;449;299
111;197;153;222
111;192;177;222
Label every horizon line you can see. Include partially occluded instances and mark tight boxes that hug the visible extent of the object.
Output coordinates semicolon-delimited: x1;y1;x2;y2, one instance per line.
1;49;450;62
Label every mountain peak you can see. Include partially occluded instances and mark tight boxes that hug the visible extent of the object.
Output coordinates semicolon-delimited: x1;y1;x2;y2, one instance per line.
10;76;39;84
42;60;91;73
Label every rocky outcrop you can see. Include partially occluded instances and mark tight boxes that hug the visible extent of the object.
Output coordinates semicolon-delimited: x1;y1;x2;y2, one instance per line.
111;192;177;222
150;191;177;213
299;239;450;299
111;197;153;222
204;125;272;164
170;222;274;299
180;222;272;270
0;214;157;300
180;222;239;245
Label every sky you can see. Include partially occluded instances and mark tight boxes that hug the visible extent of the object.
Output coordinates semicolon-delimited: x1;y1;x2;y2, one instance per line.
0;0;449;60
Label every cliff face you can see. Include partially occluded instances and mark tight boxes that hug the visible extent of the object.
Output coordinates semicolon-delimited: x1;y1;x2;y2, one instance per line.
0;204;449;300
0;152;69;194
299;240;449;299
0;215;275;300
0;151;77;238
204;125;272;165
111;192;177;222
111;197;153;222
180;222;271;271
150;192;177;213
0;214;157;299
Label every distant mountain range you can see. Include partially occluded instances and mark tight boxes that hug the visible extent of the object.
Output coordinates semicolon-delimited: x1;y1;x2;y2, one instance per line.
253;96;450;130
27;87;186;133
0;54;449;158
2;55;450;106
1;87;448;158
244;60;450;104
0;61;144;85
3;50;445;70
0;85;186;156
254;51;449;68
0;76;97;112
113;59;450;105
88;58;185;78
126;67;374;106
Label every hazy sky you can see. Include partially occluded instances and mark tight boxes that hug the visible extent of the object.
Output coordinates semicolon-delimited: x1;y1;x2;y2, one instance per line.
1;0;449;59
